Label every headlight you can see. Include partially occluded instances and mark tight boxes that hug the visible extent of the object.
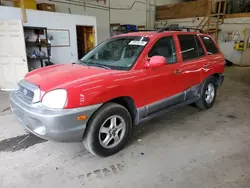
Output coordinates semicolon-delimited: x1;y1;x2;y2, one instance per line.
42;89;67;109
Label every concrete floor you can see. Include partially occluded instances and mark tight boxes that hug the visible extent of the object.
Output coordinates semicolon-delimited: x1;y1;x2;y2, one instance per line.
0;66;250;188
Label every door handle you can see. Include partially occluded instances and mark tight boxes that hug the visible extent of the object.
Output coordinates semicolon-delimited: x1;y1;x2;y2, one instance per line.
174;69;182;75
203;64;209;68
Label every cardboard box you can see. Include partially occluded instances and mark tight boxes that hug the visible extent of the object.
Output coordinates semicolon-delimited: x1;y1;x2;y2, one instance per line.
14;0;37;10
37;3;55;12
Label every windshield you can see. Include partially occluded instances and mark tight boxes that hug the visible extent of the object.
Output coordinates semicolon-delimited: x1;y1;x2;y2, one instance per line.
79;36;149;70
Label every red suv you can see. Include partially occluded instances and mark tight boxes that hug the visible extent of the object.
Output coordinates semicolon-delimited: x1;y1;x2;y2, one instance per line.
10;28;225;157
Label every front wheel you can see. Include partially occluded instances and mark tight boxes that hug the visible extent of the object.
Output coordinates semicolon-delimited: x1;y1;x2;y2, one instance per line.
195;77;217;110
83;103;132;157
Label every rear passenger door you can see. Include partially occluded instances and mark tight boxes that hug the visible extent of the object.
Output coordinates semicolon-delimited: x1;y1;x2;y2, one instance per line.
177;34;207;90
200;35;224;80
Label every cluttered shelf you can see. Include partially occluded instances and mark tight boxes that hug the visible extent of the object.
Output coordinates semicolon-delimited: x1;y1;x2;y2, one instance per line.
26;41;49;47
24;26;52;70
27;56;50;60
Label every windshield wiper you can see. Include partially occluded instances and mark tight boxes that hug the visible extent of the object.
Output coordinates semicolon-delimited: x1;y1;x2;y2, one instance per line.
77;60;88;66
88;62;112;70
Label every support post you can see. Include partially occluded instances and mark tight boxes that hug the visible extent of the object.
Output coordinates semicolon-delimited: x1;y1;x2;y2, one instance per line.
20;0;27;23
208;0;212;15
215;1;222;42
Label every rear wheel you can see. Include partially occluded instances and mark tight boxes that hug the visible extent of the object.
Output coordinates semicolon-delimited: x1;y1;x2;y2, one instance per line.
83;103;132;157
195;76;217;110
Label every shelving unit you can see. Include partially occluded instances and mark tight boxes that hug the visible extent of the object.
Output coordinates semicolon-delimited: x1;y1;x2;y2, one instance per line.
27;56;50;60
110;23;141;36
23;26;51;71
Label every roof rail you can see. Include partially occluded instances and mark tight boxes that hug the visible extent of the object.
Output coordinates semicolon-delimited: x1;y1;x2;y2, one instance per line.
157;27;204;33
123;30;156;33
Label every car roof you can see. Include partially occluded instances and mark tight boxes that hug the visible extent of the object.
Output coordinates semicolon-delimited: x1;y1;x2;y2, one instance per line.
113;31;209;39
117;32;156;37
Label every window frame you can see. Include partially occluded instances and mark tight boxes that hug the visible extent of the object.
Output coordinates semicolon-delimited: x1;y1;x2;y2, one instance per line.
147;35;178;65
200;35;219;55
177;34;206;62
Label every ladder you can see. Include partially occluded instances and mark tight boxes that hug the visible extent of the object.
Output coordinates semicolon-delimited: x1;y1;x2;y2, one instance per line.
196;0;226;42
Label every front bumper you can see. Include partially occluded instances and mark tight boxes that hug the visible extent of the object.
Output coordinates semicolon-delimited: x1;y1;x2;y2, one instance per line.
9;91;101;142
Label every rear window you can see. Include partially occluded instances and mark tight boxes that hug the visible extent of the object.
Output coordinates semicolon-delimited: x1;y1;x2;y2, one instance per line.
200;36;219;55
178;35;205;61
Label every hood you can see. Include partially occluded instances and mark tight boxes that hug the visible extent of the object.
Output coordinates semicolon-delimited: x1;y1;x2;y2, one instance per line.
25;64;113;91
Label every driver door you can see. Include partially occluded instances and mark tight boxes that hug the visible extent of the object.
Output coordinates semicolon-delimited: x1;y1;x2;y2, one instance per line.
141;35;186;115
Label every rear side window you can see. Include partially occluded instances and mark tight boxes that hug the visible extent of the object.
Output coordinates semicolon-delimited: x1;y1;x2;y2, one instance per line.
200;36;219;55
178;35;205;61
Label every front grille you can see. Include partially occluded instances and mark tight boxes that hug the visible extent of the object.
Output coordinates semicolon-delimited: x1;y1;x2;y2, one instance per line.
18;85;34;101
15;79;40;103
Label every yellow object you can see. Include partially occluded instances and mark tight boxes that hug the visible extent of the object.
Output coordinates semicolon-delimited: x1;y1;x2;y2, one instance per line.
235;41;244;51
89;34;94;44
77;115;87;121
14;0;37;10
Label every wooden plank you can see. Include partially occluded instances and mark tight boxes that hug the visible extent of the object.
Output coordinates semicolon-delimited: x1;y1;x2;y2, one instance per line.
156;0;208;20
225;13;250;18
207;0;212;15
223;1;227;14
138;25;146;29
20;0;27;23
1;0;19;1
110;23;120;27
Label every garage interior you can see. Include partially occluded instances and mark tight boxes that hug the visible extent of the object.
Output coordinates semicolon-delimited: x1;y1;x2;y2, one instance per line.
0;0;250;187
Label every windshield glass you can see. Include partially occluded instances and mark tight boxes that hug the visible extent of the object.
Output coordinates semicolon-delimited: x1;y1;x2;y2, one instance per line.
79;36;149;70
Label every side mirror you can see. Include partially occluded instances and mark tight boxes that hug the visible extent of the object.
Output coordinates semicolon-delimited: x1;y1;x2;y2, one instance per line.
145;56;167;69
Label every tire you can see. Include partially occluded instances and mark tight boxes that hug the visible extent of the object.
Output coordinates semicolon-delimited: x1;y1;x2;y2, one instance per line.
195;76;217;110
83;103;132;157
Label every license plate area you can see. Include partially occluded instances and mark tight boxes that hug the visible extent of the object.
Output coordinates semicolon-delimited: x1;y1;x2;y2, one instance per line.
11;104;26;126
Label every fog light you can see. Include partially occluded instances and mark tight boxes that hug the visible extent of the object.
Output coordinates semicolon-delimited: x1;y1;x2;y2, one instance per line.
34;126;46;135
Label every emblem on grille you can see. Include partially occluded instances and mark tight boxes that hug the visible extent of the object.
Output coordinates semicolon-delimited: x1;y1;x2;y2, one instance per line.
23;88;28;95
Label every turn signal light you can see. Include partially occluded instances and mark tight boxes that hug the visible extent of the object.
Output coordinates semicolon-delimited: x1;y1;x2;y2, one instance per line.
78;115;87;121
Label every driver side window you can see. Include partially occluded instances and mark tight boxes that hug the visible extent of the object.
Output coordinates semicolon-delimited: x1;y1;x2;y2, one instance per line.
148;36;177;64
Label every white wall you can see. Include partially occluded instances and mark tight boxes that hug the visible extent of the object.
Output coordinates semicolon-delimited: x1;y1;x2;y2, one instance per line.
1;0;182;43
110;0;183;27
37;0;158;41
0;6;97;65
36;0;109;44
0;0;182;65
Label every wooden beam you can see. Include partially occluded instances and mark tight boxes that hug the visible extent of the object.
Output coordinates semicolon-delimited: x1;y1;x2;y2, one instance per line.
138;25;146;29
223;1;227;14
110;23;120;27
1;0;19;1
20;0;27;23
207;0;212;15
225;13;250;19
215;1;221;42
156;0;208;20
